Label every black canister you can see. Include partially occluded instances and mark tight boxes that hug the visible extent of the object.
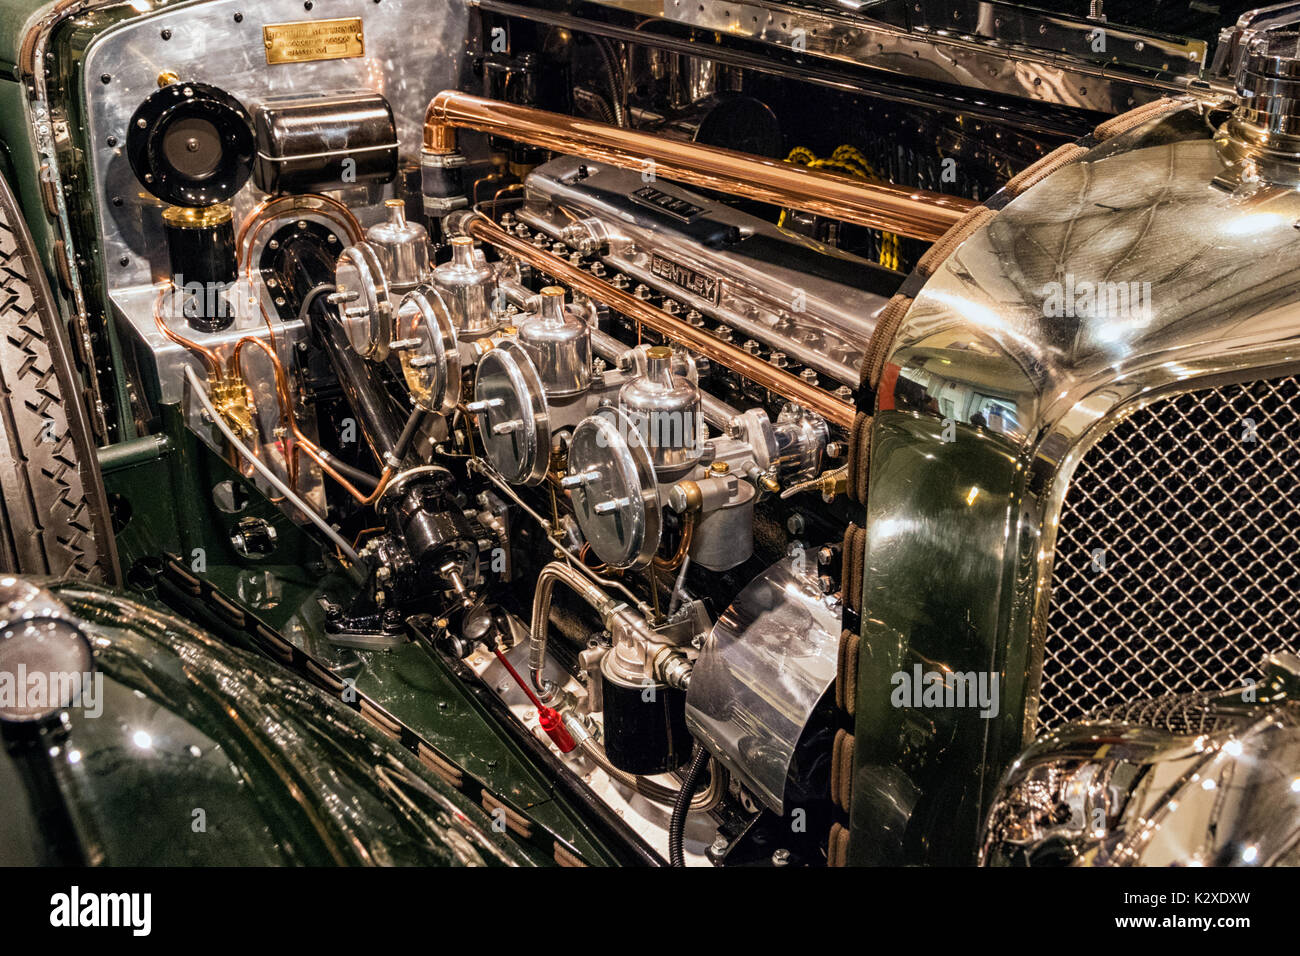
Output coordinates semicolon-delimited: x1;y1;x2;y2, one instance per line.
163;204;238;333
600;658;693;775
252;91;398;195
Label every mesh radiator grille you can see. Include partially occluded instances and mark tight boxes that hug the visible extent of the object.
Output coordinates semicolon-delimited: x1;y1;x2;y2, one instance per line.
1039;374;1300;732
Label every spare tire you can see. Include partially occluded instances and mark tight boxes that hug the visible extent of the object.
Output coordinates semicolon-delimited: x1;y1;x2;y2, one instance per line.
0;171;118;582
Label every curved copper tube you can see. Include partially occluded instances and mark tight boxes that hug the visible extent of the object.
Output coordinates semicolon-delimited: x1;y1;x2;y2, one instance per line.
153;286;222;376
461;213;856;429
235;193;363;270
231;335;393;506
232;336;301;492
652;509;695;573
425;91;975;242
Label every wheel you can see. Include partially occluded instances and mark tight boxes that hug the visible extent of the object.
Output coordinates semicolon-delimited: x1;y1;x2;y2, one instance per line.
0;172;118;582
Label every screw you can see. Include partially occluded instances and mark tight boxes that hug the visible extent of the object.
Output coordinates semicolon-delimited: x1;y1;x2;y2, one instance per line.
118;256;129;267
106;135;117;147
710;836;729;854
772;849;791;866
99;73;111;85
234;13;243;23
161;28;172;40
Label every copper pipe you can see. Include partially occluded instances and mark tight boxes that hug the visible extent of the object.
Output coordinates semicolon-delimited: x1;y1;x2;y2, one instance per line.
230;336;300;492
425;91;974;242
461;214;856;428
652;509;695;573
235;193;363;269
153;286;222;376
231;335;393;506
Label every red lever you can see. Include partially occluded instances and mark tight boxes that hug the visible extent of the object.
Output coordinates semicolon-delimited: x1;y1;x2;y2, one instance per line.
536;705;577;753
494;647;576;753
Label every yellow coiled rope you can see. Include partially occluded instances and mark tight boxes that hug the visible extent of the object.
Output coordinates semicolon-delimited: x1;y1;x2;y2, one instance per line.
780;145;901;270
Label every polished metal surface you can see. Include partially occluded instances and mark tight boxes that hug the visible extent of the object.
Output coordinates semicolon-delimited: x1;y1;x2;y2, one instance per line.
1210;1;1300;85
982;668;1300;867
472;338;550;486
458;213;858;428
1215;23;1300;186
689;478;756;571
81;0;474;396
880;98;1300;741
519;156;897;385
367;199;431;292
395;284;460;415
334;241;394;360
851;98;1300;862
434;236;499;335
517;287;593;399
427;91;976;241
619;346;704;479
1042;375;1300;731
568;406;662;570
586;0;1200;114
685;555;841;813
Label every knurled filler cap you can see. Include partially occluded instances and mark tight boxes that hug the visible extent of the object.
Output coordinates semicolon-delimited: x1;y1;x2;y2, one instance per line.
1236;30;1300;134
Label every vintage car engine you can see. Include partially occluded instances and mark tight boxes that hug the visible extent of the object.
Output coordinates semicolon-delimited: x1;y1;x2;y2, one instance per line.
3;0;1298;877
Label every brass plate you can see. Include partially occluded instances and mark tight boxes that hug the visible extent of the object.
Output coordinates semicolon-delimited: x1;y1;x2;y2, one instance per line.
263;18;364;65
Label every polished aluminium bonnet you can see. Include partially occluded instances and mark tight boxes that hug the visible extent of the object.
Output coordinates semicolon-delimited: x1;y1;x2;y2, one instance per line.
849;95;1300;862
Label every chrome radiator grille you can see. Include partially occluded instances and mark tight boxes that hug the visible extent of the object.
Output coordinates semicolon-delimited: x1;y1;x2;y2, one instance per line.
1039;374;1300;732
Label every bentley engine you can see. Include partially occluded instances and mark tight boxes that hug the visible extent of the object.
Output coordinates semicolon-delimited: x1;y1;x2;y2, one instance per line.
0;0;1297;879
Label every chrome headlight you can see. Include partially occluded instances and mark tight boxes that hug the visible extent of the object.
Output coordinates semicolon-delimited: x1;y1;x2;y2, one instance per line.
982;657;1300;867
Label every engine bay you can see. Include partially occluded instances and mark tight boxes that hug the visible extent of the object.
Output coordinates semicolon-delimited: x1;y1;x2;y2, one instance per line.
11;0;1294;874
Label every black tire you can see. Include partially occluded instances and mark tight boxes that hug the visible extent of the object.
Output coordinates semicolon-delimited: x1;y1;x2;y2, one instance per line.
0;172;118;583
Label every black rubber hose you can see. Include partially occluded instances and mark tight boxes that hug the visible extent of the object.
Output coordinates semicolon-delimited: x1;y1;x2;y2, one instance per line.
668;746;711;867
314;448;380;493
391;405;427;464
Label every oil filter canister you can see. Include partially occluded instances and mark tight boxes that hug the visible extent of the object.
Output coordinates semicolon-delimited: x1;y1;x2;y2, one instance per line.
600;656;693;775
